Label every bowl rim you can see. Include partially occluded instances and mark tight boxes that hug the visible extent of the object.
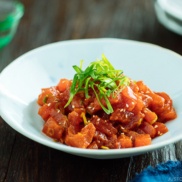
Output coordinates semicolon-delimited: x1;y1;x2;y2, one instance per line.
157;0;182;20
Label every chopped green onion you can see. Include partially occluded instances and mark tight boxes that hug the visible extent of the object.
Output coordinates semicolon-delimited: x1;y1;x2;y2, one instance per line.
64;54;130;114
81;112;89;125
43;95;48;103
101;146;110;150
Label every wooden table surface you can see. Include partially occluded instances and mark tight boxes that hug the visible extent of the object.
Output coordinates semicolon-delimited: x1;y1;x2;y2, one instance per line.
1;0;182;181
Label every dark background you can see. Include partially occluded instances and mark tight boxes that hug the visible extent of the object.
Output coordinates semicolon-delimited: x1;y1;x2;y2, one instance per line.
0;0;182;181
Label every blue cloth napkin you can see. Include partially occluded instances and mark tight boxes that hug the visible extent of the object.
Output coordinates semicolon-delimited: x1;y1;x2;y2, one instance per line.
131;161;182;182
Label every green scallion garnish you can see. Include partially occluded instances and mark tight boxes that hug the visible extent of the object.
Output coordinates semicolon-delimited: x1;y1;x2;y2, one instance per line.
64;54;130;114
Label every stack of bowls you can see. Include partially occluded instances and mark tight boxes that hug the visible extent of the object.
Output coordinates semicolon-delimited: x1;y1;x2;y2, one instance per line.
154;0;182;35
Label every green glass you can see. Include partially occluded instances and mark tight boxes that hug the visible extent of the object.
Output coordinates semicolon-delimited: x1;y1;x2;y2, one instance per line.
0;1;24;48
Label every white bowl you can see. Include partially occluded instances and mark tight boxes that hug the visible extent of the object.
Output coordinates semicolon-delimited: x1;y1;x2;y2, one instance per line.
0;38;182;159
155;0;182;35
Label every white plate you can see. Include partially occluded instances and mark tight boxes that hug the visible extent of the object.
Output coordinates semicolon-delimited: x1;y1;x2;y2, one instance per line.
0;38;182;159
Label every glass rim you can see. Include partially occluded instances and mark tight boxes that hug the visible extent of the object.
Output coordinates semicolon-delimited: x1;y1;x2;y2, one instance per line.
0;1;24;31
0;1;24;22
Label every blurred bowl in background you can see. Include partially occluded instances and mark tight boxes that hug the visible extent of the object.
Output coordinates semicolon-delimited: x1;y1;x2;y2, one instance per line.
154;0;182;35
0;1;24;49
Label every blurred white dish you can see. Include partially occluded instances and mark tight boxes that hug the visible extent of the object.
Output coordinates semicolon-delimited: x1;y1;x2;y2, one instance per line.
155;0;182;35
0;38;182;159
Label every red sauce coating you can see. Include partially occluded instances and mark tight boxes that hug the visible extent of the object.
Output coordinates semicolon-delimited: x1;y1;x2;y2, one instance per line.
37;79;177;149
